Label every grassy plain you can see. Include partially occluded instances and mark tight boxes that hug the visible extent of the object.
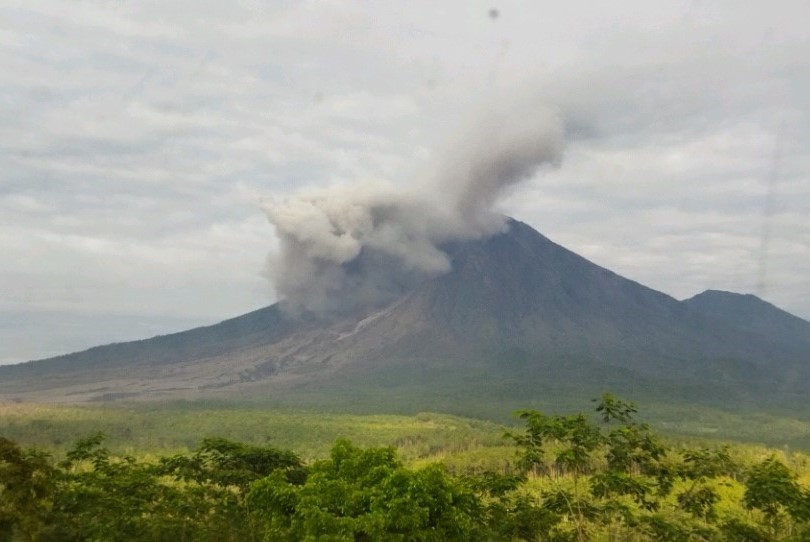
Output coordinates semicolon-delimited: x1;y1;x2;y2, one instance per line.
3;398;810;464
0;401;509;462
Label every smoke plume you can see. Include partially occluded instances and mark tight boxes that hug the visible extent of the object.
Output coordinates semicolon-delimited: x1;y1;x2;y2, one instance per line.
264;104;566;315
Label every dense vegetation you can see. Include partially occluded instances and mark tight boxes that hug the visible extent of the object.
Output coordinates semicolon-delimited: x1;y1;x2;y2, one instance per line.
4;396;810;541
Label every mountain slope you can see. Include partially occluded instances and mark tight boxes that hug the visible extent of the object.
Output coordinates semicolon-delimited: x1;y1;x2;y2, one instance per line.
394;221;804;371
1;219;808;413
297;220;809;410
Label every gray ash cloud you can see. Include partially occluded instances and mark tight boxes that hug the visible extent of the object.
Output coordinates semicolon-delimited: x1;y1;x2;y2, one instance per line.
264;103;566;315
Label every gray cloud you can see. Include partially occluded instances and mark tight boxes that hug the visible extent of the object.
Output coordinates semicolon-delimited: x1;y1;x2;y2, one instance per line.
264;104;565;314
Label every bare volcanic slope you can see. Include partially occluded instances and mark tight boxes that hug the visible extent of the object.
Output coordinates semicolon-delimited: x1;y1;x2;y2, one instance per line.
1;219;809;412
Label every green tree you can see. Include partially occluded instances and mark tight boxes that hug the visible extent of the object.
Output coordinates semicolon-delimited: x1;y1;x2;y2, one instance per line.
158;436;303;489
507;405;605;540
248;439;485;541
743;456;804;539
45;433;256;542
0;437;54;542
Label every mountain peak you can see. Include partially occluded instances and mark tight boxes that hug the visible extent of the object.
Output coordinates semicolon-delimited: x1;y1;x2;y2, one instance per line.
689;289;764;303
2;220;809;412
684;289;810;345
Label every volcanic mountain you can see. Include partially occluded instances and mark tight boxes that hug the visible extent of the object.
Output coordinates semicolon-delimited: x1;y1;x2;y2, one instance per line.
2;219;809;415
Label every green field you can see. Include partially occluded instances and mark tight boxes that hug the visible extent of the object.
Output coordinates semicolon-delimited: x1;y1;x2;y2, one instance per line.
0;401;510;462
4;398;810;459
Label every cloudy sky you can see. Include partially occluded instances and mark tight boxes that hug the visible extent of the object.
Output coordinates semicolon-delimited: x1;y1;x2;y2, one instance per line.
1;0;808;364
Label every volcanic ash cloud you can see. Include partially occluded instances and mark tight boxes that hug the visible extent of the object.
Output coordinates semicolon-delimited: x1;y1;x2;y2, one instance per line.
264;104;566;315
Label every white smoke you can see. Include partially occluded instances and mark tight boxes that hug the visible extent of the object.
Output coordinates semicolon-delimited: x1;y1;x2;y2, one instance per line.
264;103;566;315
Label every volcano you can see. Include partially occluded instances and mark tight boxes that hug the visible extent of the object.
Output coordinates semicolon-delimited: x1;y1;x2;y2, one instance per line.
2;219;809;415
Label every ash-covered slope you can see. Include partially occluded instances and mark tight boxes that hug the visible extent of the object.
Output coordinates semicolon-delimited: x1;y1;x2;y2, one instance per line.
1;219;808;409
0;305;303;398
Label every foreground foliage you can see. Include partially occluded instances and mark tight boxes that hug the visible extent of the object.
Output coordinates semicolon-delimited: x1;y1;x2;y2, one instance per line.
3;396;810;540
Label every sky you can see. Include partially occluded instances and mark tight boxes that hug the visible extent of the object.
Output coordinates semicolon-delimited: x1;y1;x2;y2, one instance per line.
1;0;808;364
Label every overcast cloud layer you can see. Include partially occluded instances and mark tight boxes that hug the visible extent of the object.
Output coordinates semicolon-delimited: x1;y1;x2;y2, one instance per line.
1;0;808;363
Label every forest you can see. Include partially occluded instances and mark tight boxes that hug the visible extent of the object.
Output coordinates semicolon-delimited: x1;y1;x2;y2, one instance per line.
3;395;810;541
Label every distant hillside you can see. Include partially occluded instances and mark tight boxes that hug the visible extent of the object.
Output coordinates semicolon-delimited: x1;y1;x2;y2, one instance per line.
2;219;809;417
684;290;810;349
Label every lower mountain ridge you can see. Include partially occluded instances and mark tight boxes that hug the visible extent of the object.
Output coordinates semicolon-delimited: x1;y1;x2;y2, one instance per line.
2;219;809;416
